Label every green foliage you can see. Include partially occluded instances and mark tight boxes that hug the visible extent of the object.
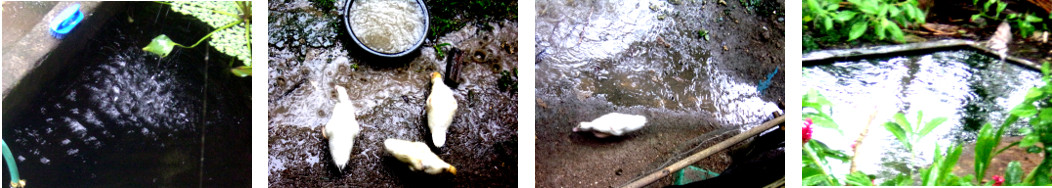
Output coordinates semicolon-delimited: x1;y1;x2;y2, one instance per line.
972;0;1046;38
697;29;710;41
497;68;517;93
804;0;924;43
426;0;517;39
883;111;947;153
845;171;874;186
143;34;178;57
309;0;336;12
803;89;841;132
803;140;850;186
920;143;963;186
434;43;452;59
802;62;1052;185
147;1;252;77
802;89;851;186
1010;13;1045;39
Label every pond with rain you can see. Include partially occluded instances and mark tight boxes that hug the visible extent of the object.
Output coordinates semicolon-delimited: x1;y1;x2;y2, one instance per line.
2;1;251;187
803;49;1049;185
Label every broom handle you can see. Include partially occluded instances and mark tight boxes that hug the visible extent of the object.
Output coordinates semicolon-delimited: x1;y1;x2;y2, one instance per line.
622;116;785;188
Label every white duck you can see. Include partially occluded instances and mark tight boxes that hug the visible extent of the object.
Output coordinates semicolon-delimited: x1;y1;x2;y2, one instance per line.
573;113;648;138
426;72;458;147
322;86;361;171
383;138;457;175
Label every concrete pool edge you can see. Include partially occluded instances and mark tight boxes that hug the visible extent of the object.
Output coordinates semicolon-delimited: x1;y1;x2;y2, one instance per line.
802;39;1041;71
2;1;117;96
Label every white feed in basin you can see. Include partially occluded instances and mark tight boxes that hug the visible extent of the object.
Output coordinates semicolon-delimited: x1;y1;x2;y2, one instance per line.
347;0;426;54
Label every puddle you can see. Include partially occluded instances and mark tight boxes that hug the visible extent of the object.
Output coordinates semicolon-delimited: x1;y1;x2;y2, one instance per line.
2;2;250;187
803;49;1042;182
267;0;518;186
535;0;784;186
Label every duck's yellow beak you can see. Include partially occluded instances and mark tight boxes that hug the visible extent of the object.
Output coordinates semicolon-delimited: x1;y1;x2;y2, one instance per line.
431;72;443;80
447;166;457;175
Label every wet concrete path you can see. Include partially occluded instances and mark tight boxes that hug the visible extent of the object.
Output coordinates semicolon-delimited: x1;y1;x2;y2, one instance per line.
535;0;785;187
267;0;519;186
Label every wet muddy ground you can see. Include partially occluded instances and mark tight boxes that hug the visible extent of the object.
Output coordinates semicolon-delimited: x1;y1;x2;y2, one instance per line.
267;0;518;186
535;0;785;187
2;2;251;187
803;50;1045;183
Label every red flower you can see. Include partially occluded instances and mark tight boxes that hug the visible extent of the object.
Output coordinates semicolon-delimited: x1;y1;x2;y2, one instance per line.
993;175;1004;186
803;118;813;144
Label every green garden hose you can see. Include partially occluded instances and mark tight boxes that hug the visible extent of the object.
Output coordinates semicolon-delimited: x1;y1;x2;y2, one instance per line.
2;140;24;188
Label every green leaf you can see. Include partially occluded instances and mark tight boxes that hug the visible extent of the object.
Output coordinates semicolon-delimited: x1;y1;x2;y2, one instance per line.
823;17;834;31
1010;103;1038;117
806;0;822;16
938;144;963;185
918;117;946;138
230;66;252;77
846;171;874;186
1006;161;1023;186
1026;13;1044;22
884;122;912;151
975;123;997;180
803;173;831;186
805;113;839;130
826;4;838;11
917;111;925;132
996;2;1007;17
923;143;942;185
803;89;834;110
848;21;868;41
880;174;912;186
1020;134;1039;147
1041;61;1050;78
984;0;995;14
894;113;913;134
836;11;858;22
810;140;852;161
1026;87;1046;101
971;14;983;22
888;23;905;42
143;34;180;57
876;20;888;40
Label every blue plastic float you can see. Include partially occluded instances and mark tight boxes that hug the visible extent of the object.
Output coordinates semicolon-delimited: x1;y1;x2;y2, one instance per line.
50;3;83;39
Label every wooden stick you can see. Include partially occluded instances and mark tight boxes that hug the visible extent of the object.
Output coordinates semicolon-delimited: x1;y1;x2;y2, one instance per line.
621;116;785;188
850;109;879;173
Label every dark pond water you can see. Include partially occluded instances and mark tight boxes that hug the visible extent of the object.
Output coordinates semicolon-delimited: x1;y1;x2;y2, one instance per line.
2;2;251;187
802;49;1042;182
267;0;518;186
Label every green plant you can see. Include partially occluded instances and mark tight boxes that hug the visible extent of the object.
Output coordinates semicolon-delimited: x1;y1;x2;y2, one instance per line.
883;111;947;154
802;62;1052;186
987;61;1052;185
971;0;1046;38
802;89;851;186
143;1;252;77
804;0;925;43
434;43;452;59
426;0;516;40
497;68;517;93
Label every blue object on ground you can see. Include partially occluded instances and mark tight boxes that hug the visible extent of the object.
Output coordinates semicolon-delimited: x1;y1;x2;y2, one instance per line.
756;67;779;93
50;3;83;39
674;165;720;185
